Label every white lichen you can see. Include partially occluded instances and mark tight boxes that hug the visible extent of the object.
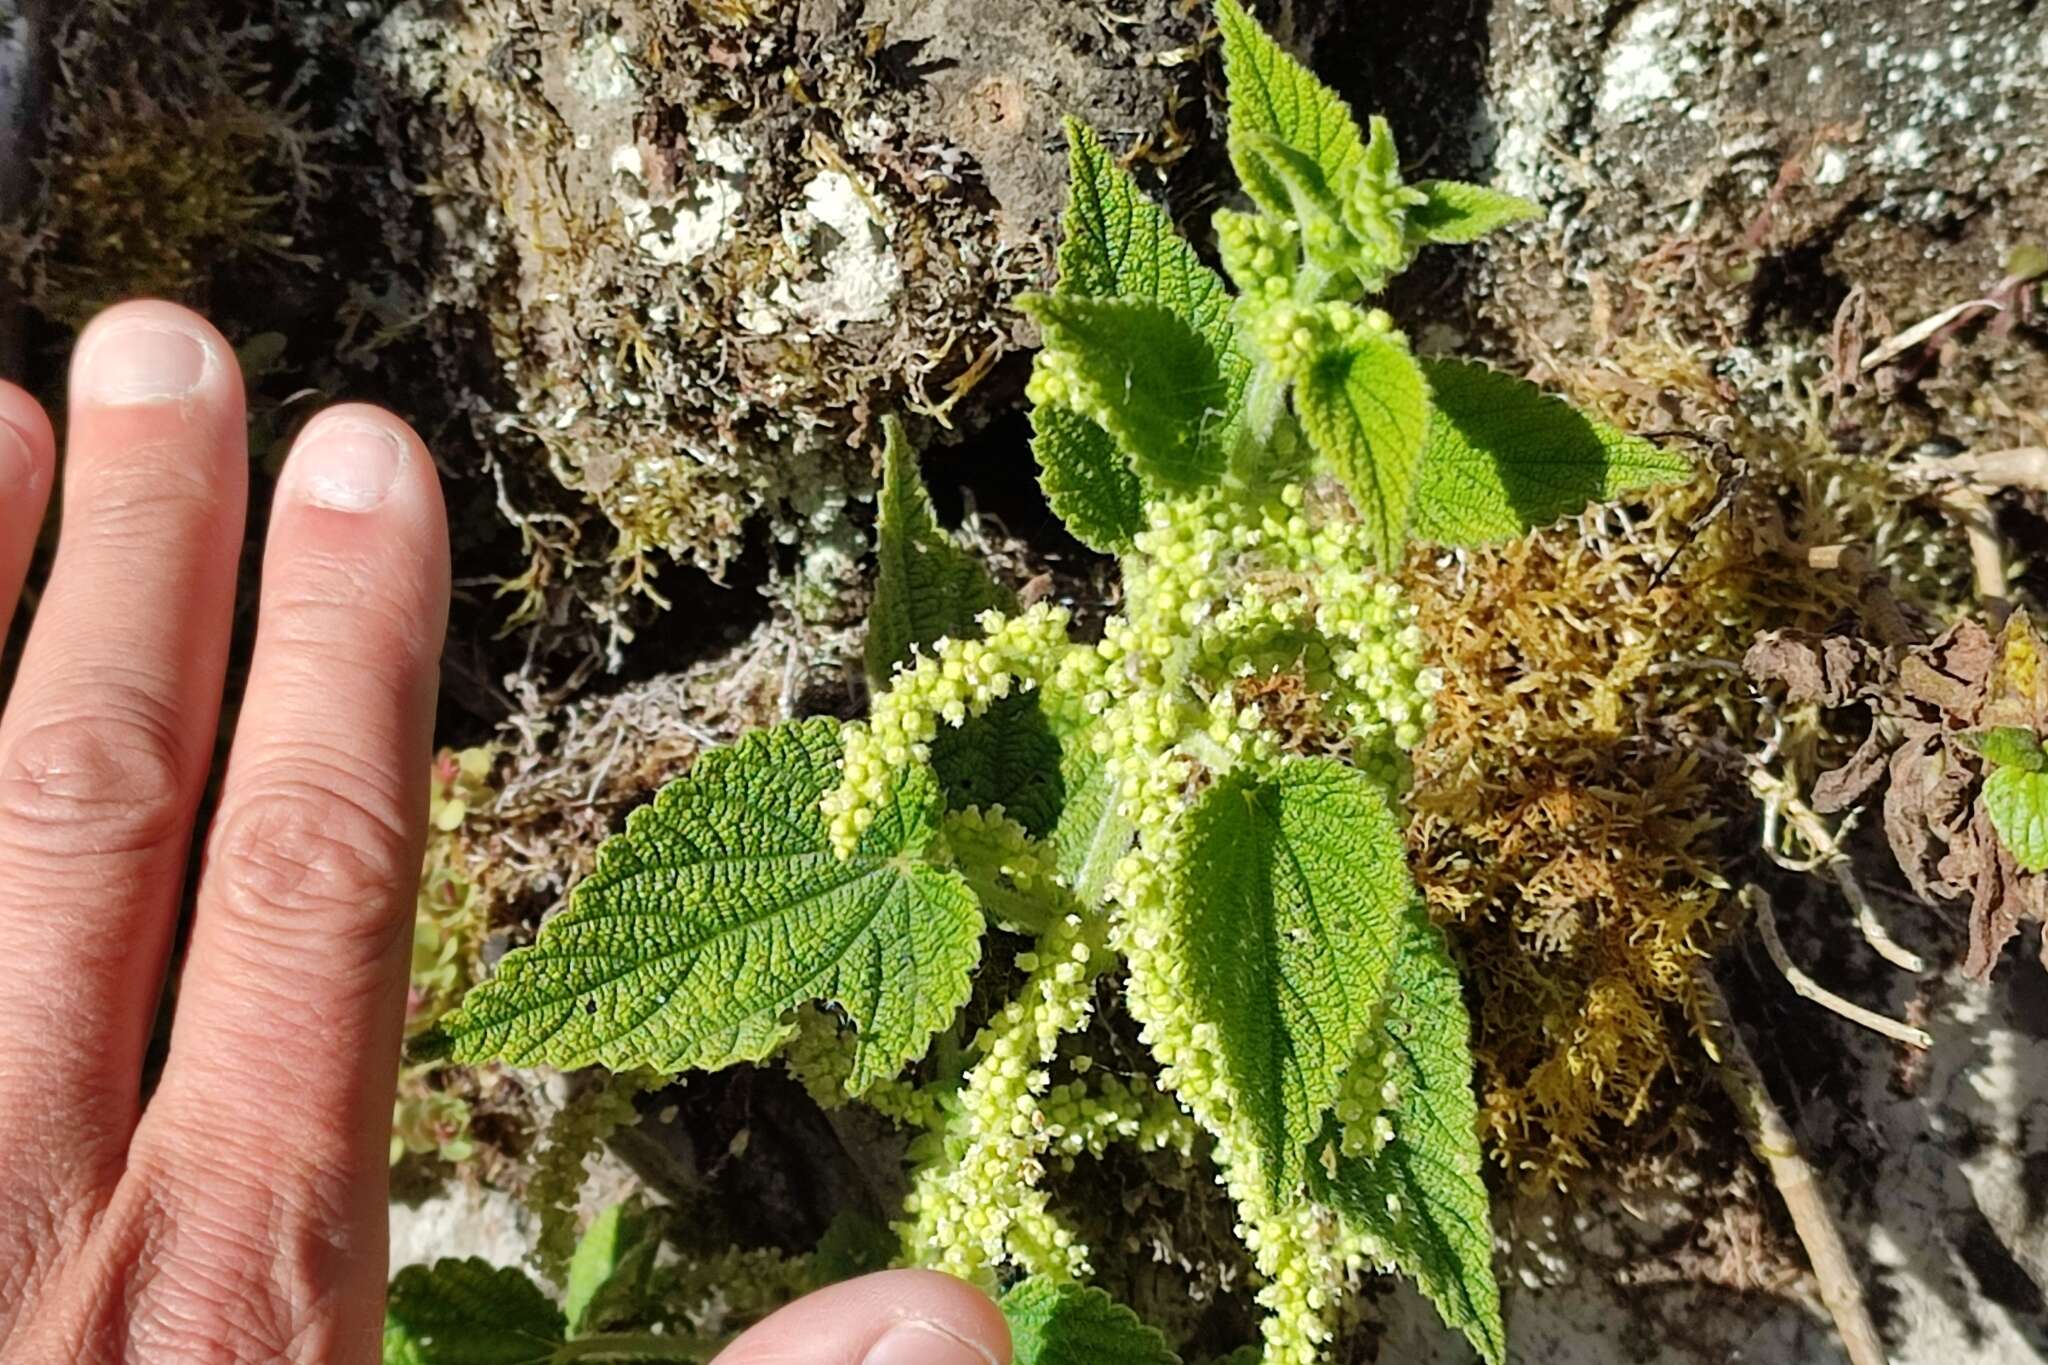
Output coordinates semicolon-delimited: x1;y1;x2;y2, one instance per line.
609;137;749;267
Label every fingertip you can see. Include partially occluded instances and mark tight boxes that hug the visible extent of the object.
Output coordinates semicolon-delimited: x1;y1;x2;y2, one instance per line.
713;1269;1011;1365
280;403;446;541
0;381;55;500
70;299;241;411
860;1270;1012;1365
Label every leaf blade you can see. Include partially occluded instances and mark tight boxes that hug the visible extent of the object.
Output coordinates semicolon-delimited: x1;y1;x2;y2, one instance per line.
1215;0;1366;219
1405;180;1540;246
1294;331;1432;570
866;415;1015;688
563;1204;663;1337
1000;1277;1182;1365
1174;759;1413;1190
1412;359;1693;545
1023;293;1233;493
1985;765;2048;873
421;719;982;1092
1032;120;1246;548
1312;905;1504;1365
384;1259;565;1365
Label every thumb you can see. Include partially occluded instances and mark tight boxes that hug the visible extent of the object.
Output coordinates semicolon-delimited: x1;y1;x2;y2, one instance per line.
710;1268;1012;1365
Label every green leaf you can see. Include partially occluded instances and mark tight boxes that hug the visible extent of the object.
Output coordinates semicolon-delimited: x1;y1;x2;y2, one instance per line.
1050;724;1135;906
564;1204;663;1337
1340;116;1427;273
1411;359;1694;546
419;719;982;1092
1033;120;1245;549
1967;726;2047;773
1985;765;2048;873
812;1210;899;1282
1231;130;1364;298
1173;759;1413;1191
930;692;1066;839
865;415;1015;688
1215;0;1366;220
1000;1277;1182;1365
1312;904;1504;1365
1033;404;1149;553
1405;180;1540;246
861;423;1060;834
384;1259;565;1365
1294;329;1432;570
1023;293;1233;492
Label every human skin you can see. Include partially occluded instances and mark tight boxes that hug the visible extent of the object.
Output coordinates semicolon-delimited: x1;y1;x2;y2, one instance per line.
0;300;1009;1365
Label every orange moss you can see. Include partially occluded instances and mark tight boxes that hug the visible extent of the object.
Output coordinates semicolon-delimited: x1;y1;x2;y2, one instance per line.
1403;453;1858;1186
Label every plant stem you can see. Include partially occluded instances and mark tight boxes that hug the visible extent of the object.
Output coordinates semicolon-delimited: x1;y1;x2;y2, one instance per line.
1698;967;1889;1365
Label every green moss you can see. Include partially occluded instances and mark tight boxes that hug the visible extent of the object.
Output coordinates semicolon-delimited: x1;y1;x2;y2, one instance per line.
5;0;313;329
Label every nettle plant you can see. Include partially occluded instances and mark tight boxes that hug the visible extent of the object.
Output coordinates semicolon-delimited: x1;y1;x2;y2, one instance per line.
412;3;1689;1361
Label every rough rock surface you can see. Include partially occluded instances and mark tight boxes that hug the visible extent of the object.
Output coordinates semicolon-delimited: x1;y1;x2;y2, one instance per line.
1455;0;2045;455
335;0;1223;655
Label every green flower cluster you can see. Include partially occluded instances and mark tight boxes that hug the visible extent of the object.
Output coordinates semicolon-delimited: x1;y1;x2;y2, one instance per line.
900;907;1109;1284
825;605;1072;856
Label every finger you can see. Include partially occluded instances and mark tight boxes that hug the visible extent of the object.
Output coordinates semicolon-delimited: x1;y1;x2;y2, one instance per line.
0;301;246;1200
0;382;57;640
711;1270;1011;1365
132;404;446;1347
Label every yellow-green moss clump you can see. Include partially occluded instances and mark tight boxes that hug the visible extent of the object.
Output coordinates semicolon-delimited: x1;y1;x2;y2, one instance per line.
1401;325;1967;1187
4;0;313;328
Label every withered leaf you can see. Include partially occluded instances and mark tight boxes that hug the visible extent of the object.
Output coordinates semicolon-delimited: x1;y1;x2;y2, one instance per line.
1884;729;1950;902
1744;631;1885;706
1811;731;1887;813
1899;619;1994;715
1960;805;2048;982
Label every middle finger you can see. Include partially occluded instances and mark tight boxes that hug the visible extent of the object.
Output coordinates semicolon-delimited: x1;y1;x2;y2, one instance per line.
0;301;246;1210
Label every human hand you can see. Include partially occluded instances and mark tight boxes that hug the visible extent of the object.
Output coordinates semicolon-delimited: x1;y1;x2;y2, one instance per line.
0;301;1009;1365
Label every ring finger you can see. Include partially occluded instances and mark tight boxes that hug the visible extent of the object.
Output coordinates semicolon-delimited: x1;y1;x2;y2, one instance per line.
0;302;247;1214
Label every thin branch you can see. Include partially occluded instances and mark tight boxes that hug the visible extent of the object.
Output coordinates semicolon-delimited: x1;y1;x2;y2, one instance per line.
1745;885;1933;1050
1923;445;2048;492
1748;767;1926;973
1942;486;2010;627
1698;967;1890;1365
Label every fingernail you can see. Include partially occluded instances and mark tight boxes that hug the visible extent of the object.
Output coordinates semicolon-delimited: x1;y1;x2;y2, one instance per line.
79;320;212;405
290;415;407;513
863;1320;999;1365
0;419;36;494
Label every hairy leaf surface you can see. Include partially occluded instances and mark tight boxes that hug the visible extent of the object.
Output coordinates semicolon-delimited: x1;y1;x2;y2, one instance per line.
1215;0;1365;219
1050;723;1135;906
1001;1277;1182;1365
1968;726;2046;772
866;415;1015;687
1985;765;2048;872
863;420;1060;833
930;692;1066;839
1032;121;1245;548
384;1259;564;1365
1412;359;1693;545
1406;180;1539;245
420;719;981;1092
1174;759;1413;1190
1313;904;1504;1365
1295;332;1431;570
563;1204;662;1337
1024;293;1233;492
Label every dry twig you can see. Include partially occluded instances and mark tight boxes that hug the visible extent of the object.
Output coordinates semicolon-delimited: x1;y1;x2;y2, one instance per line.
1699;964;1890;1365
1745;885;1933;1050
